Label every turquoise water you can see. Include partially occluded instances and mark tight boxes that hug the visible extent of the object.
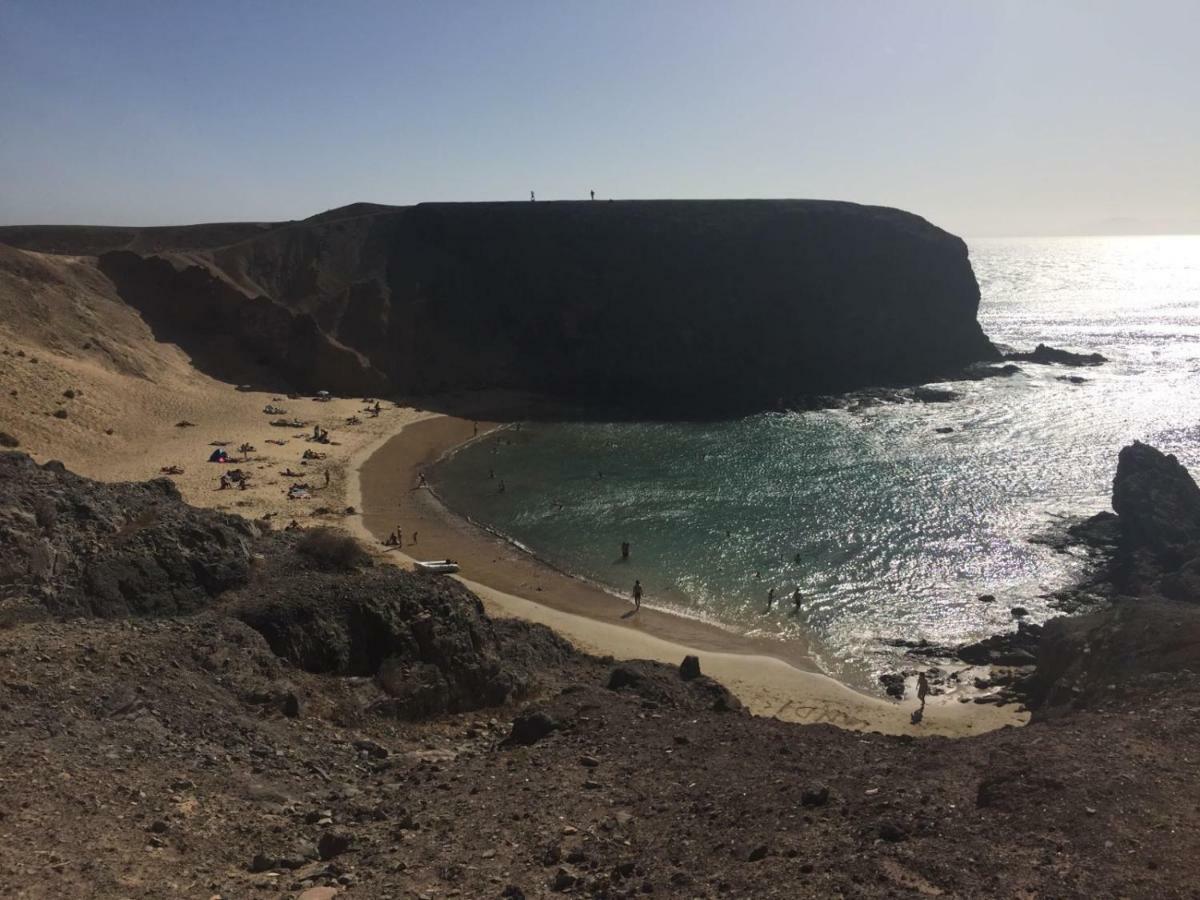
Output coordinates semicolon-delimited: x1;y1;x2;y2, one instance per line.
434;236;1200;687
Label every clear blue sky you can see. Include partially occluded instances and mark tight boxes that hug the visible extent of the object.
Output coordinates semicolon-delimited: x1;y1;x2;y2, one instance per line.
2;0;1197;235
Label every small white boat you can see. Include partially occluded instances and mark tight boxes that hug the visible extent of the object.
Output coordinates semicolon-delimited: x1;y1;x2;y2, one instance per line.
414;559;460;574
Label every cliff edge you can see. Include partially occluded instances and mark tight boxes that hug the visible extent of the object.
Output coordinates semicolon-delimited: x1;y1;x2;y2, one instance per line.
1;201;997;414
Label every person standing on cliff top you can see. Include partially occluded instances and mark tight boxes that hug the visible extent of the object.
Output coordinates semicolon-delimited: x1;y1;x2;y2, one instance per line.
590;189;595;200
632;579;643;612
530;190;535;202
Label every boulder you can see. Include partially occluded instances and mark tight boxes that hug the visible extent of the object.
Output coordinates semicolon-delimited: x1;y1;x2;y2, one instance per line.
879;672;906;698
1111;442;1200;594
503;710;561;747
679;655;702;681
316;830;353;860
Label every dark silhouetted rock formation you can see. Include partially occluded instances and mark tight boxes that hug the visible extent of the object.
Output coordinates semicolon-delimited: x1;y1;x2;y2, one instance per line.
1013;442;1200;714
1112;441;1200;594
3;201;998;415
1005;343;1107;366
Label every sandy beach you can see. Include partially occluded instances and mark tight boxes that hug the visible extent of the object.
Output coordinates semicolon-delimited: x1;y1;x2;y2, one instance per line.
1;313;1024;737
348;413;1027;737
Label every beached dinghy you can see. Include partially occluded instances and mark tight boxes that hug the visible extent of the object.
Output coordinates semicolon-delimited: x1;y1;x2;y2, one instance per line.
414;559;460;574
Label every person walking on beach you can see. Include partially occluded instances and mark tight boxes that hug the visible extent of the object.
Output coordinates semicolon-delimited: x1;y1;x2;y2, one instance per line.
632;579;643;612
766;587;775;611
917;671;930;710
324;469;331;488
792;587;802;612
411;530;418;545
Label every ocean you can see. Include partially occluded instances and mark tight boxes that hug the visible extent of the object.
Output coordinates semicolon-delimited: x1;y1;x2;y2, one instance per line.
433;236;1200;688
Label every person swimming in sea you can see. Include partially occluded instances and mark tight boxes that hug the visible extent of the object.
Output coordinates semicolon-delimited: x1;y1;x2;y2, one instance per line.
766;587;775;611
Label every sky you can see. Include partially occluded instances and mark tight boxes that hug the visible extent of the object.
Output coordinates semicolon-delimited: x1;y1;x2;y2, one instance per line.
1;0;1197;236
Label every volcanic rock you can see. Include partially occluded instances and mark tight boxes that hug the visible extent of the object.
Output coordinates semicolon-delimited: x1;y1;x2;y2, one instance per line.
0;201;1000;416
1006;344;1107;366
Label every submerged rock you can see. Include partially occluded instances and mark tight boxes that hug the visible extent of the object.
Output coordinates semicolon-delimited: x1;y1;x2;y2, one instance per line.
1005;343;1107;366
911;386;961;403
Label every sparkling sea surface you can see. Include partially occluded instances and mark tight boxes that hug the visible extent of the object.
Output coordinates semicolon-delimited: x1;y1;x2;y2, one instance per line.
434;236;1200;688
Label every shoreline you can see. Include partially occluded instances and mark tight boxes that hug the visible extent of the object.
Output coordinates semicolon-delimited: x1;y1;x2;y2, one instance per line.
349;412;1028;737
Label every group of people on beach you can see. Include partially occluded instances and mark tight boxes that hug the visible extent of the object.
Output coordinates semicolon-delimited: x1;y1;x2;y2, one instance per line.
384;525;416;547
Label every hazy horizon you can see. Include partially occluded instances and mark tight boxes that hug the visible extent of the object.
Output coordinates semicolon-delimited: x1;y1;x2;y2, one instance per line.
2;1;1197;237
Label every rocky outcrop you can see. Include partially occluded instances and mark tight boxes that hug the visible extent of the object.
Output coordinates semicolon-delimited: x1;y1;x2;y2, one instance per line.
1024;600;1200;714
232;549;571;720
0;451;255;619
1005;343;1107;366
0;453;577;721
1111;441;1200;596
1015;442;1200;714
7;201;997;415
957;621;1041;667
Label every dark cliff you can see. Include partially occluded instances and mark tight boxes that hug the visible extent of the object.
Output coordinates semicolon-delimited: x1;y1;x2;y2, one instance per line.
2;201;998;414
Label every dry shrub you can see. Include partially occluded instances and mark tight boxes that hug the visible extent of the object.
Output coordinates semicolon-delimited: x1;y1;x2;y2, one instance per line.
296;527;370;572
52;409;68;419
